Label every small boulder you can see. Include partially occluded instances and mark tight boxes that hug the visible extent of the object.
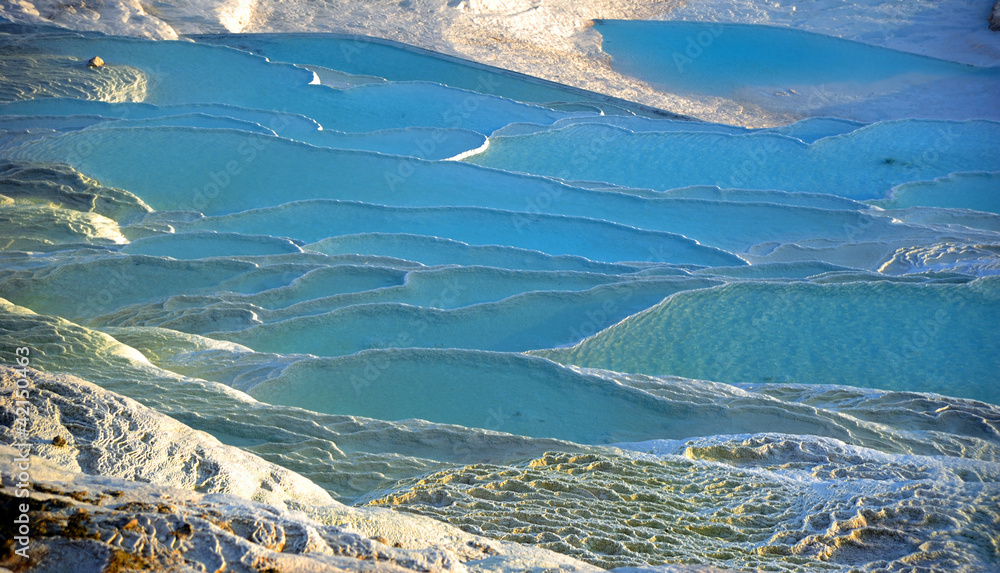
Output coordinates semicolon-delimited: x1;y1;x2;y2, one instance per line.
87;56;104;68
991;0;1000;31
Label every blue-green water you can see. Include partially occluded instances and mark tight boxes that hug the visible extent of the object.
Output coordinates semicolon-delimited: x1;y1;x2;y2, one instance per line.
1;21;998;572
595;20;1000;98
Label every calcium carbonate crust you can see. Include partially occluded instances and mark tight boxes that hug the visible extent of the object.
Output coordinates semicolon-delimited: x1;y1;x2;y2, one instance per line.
0;366;683;572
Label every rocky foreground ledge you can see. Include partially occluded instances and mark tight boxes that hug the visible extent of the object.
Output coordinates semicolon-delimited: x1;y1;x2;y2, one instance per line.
0;367;727;572
1;453;478;573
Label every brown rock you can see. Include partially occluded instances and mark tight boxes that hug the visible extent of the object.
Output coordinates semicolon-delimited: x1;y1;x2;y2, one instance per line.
87;56;104;68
